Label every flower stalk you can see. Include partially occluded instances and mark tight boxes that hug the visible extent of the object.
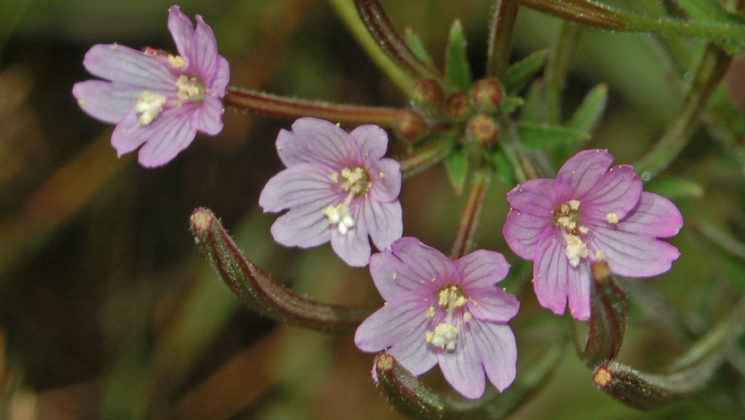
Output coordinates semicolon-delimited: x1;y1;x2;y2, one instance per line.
224;87;402;126
450;169;490;259
487;0;520;81
189;208;374;333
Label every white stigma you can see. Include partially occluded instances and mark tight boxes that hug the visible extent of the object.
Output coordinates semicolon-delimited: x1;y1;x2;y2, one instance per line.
323;203;355;235
563;233;589;267
426;285;468;351
429;323;458;351
135;91;167;125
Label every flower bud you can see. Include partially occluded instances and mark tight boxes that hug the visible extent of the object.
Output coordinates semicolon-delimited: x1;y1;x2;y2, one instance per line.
445;92;472;122
410;79;444;115
392;110;427;144
471;78;504;114
466;114;499;146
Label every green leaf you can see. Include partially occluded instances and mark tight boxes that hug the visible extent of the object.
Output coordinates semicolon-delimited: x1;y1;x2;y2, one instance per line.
491;149;515;185
403;27;435;69
500;96;525;115
517;121;588;149
645;176;704;200
445;19;472;91
673;0;745;52
444;146;468;195
566;83;608;134
520;79;546;124
505;49;549;93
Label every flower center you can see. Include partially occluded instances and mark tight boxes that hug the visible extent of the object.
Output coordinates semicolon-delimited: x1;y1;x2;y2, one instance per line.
425;285;470;351
135;91;167;125
340;167;371;196
175;75;206;106
553;199;589;267
323;167;372;236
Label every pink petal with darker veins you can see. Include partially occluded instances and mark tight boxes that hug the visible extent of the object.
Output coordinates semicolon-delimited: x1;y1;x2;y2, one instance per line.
620;192;683;238
556;149;613;198
438;322;487;399
361;198;402;252
72;80;143;124
276;118;359;168
579;164;642;221
469;320;517;392
83;44;176;91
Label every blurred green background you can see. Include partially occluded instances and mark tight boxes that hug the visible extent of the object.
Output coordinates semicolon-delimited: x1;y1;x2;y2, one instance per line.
0;0;744;419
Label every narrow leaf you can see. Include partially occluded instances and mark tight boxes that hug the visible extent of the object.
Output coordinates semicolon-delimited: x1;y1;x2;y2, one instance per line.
505;49;549;94
566;84;608;134
517;121;589;149
404;27;435;69
399;131;458;178
445;19;472;91
520;80;546;124
673;0;745;52
500;96;525;115
444;146;468;195
491;149;516;185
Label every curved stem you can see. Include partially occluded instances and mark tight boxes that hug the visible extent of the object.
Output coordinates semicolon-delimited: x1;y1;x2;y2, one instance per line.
190;208;374;334
352;0;446;86
515;0;745;43
399;133;457;178
487;0;520;81
328;0;413;93
635;44;731;177
449;168;490;259
225;87;401;126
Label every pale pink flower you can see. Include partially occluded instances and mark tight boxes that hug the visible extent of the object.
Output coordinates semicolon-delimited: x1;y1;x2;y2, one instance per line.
73;5;229;167
503;149;683;320
355;237;519;399
259;117;403;267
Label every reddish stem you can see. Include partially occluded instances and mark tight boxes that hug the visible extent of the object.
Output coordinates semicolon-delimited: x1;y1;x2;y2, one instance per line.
225;87;401;126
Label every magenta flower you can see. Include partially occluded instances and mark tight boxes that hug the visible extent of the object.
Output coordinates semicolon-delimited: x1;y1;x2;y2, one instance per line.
503;149;683;320
72;5;230;167
259;117;403;267
355;237;519;399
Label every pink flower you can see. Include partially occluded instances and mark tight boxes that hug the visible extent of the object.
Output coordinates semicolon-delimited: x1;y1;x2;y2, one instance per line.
72;5;230;167
259;117;403;267
503;149;683;320
355;237;519;399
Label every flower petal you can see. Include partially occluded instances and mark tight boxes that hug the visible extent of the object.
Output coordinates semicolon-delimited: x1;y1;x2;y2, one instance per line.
355;295;438;375
190;95;224;135
72;80;142;124
369;238;456;302
276;118;360;168
580;165;642;221
361;197;402;252
556;149;613;198
208;56;230;96
270;202;334;249
506;178;571;217
438;321;486;399
586;223;680;278
456;249;510;288
467;287;520;322
567;263;591;321
259;163;342;213
503;209;552;260
533;230;575;316
111;106;197;167
368;158;401;202
619;192;683;238
469;320;517;392
330;205;371;267
349;124;388;164
83;44;176;90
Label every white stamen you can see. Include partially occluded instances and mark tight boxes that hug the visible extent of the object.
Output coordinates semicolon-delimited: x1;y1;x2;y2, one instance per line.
463;312;472;322
323;203;355;235
426;306;435;318
135;91;167;125
176;75;203;104
606;213;619;224
564;233;589;267
429;323;458;351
